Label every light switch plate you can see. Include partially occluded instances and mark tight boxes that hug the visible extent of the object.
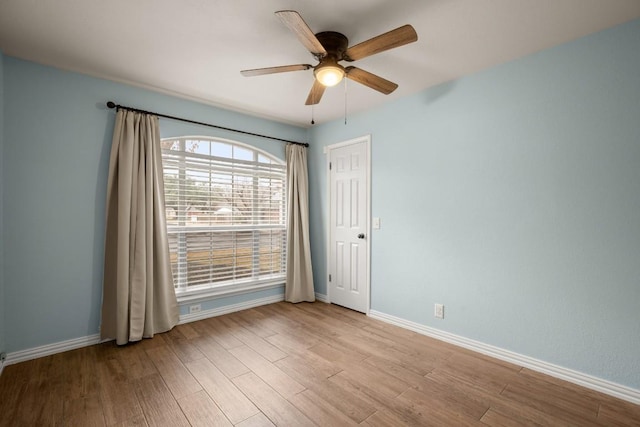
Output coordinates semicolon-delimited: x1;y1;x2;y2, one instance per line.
435;304;444;319
373;217;381;229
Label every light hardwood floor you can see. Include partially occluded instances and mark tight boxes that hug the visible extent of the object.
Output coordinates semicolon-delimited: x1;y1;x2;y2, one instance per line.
0;302;638;426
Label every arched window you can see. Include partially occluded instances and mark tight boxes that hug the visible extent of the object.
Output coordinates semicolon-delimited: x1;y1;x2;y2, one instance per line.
161;137;286;297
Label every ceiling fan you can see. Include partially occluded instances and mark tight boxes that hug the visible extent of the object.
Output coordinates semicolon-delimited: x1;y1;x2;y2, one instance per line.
241;10;418;105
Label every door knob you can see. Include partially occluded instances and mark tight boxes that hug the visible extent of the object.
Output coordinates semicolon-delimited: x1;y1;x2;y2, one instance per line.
357;233;365;239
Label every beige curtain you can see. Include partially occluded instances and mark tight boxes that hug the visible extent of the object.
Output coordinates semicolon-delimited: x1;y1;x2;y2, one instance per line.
285;144;315;303
101;109;179;345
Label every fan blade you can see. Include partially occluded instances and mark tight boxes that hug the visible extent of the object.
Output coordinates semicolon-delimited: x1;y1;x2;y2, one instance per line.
276;10;327;57
345;67;398;94
241;64;312;77
344;25;417;61
305;80;326;105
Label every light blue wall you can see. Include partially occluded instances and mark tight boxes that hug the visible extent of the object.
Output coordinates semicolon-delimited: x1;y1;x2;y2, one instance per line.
309;19;640;389
3;18;639;393
0;50;5;357
2;57;307;353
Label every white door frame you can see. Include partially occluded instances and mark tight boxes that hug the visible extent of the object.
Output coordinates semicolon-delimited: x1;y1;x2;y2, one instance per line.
325;134;371;314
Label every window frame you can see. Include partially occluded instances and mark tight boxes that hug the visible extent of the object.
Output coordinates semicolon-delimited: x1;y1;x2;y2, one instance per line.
161;136;287;303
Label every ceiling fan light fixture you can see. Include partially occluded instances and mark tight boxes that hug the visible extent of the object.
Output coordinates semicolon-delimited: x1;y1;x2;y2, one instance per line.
314;62;345;87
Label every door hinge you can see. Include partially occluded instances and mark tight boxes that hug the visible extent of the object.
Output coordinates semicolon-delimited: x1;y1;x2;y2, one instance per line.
329;274;332;282
329;162;332;170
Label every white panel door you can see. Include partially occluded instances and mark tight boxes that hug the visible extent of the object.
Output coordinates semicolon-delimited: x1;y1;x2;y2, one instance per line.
329;138;369;313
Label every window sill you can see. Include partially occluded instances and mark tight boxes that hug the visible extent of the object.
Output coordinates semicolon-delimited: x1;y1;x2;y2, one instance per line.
176;278;285;304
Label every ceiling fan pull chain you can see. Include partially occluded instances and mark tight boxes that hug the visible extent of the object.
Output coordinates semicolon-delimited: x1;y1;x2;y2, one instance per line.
344;77;348;125
311;101;315;125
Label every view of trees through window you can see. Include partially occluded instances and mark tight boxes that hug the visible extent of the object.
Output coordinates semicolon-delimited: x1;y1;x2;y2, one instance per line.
161;138;287;292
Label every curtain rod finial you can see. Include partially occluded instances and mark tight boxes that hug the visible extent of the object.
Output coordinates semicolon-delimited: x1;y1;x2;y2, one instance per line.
107;101;116;109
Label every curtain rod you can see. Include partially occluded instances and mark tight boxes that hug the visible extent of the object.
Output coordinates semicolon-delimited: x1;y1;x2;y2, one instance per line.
106;101;309;147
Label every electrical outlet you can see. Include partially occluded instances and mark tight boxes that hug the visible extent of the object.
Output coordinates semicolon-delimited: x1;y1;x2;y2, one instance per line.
189;304;202;314
0;352;6;362
434;303;444;319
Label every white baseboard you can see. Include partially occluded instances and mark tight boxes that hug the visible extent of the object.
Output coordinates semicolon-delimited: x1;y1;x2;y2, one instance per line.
4;334;102;366
369;310;640;405
0;359;4;377
315;292;329;303
12;299;635;405
178;294;284;324
1;294;284;371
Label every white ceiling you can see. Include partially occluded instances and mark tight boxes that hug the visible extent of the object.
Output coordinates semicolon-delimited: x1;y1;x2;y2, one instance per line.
1;1;639;127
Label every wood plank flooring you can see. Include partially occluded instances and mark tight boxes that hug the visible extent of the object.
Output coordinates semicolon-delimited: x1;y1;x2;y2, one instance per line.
1;301;639;426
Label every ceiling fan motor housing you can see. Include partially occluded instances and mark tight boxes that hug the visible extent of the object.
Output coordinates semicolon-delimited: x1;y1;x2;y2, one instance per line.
315;31;349;60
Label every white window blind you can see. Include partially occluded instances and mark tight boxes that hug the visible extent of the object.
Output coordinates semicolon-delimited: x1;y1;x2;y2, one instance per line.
161;137;286;295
